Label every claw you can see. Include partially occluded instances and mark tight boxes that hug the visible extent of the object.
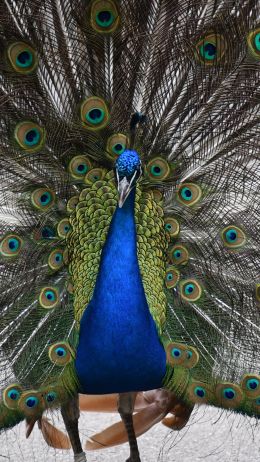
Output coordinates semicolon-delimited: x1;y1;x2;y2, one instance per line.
85;402;167;450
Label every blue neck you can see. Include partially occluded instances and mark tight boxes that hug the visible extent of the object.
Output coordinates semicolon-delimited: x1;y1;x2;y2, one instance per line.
75;188;166;394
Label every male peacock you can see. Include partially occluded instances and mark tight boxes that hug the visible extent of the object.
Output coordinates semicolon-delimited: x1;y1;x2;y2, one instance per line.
0;0;260;461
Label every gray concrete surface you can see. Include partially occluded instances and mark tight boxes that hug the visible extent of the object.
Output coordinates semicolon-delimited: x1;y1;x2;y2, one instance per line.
0;405;259;461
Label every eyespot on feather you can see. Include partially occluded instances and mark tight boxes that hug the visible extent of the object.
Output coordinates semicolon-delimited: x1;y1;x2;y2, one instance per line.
69;156;92;180
48;342;74;366
7;42;38;74
67;196;79;214
186;381;214;404
0;234;23;258
90;0;120;33
221;225;246;249
241;374;260;398
164;217;180;238
166;343;199;369
146;157;171;182
3;384;23;410
33;225;57;241
247;28;260;59
169;245;189;266
81;97;109;130
215;383;244;409
31;188;55;211
48;249;64;271
180;279;202;302
84;168;106;185
177;183;202;206
195;33;226;65
106;133;129;160
57;218;71;239
18;391;43;416
14;121;45;152
39;287;60;309
165;266;180;289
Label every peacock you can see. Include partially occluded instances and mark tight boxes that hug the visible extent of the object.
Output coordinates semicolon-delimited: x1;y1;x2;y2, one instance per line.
0;0;260;460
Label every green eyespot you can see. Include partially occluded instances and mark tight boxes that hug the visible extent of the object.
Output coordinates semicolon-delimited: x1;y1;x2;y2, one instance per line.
106;133;129;160
81;97;109;131
14;121;45;152
165;266;180;289
48;342;74;366
90;0;120;33
164;217;180;238
195;33;226;65
180;279;202;302
48;249;64;271
0;234;23;258
216;383;243;409
169;245;189;266
146;157;171;182
31;188;55;211
247;29;260;59
39;286;60;309
57;218;71;239
221;225;246;249
69;156;92;180
18;391;42;416
84;168;106;185
7;42;38;74
177;183;202;206
3;384;23;410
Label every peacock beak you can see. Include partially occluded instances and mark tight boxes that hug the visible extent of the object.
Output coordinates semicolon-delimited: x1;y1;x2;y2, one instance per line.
118;176;132;208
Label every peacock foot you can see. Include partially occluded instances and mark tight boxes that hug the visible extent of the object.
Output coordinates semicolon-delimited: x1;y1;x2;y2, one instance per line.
74;452;87;462
126;455;141;462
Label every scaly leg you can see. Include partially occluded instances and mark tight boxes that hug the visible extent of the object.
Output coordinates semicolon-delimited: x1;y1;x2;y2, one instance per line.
118;392;141;462
61;394;86;462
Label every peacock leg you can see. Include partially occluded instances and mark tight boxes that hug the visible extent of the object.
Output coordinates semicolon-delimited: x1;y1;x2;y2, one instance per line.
61;394;86;462
118;392;141;462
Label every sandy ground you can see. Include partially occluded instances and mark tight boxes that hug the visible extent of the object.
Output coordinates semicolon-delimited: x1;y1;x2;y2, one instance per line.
0;405;259;462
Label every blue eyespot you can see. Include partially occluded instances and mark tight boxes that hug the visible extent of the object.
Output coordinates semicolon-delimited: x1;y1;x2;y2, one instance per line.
54;253;63;263
55;347;67;357
76;164;88;174
16;50;33;68
194;386;206;398
255;397;260;406
166;273;173;281
181;187;192;201
223;388;236;400
246;378;259;391
225;229;237;243
24;128;40;146
254;33;260;51
165;223;172;231
200;42;217;61
46;391;57;403
173;250;181;259
151;165;162;176
8;238;20;252
171;348;181;358
26;396;39;408
40;192;52;205
7;389;20;401
86;108;105;125
45;290;56;301
184;283;195;295
96;10;114;28
112;143;125;155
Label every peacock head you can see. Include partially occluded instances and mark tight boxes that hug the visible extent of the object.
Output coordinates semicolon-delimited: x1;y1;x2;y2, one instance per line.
115;149;142;208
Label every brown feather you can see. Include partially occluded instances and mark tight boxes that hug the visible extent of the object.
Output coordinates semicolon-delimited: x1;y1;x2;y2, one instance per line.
38;417;71;450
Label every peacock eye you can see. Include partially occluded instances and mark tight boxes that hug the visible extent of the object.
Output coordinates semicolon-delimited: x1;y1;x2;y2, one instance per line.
171;348;181;358
221;225;246;249
45;391;58;403
164;217;180;238
216;383;243;409
7;42;38;74
146;157;171;182
18;391;42;415
247;28;260;59
31;188;55;211
81;97;109;130
106;133;129;160
48;342;74;366
194;386;206;398
57;218;71;239
69;156;92;179
25;396;39;408
3;384;23;410
169;245;189;266
39;287;60;309
0;234;23;258
165;266;180;289
195;33;226;65
84;168;105;185
241;374;260;398
14;121;45;152
48;249;64;271
91;0;120;33
180;279;202;302
178;183;202;206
